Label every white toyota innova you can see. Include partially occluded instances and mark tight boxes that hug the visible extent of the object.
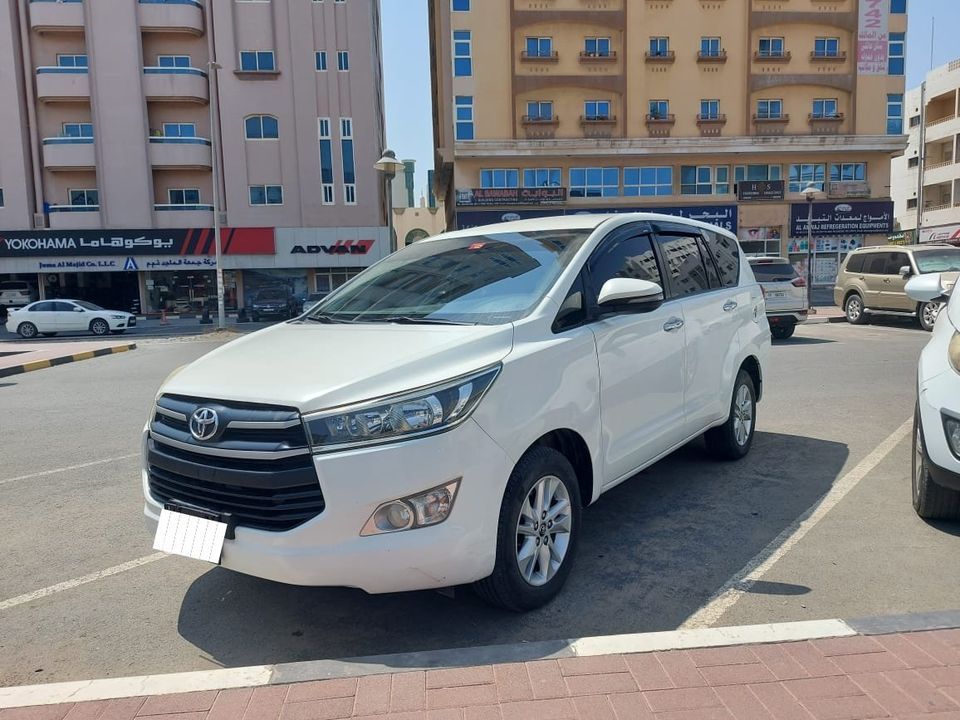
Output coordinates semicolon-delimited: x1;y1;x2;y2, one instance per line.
144;214;770;610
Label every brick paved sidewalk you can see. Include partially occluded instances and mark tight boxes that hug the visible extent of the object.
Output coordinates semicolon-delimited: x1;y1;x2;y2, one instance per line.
5;629;960;720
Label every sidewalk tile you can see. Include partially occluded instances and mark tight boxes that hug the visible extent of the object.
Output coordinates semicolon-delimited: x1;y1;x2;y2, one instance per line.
207;689;252;720
558;656;628;677
525;660;568;700
781;643;844;678
390;672;426;713
493;664;533;703
62;703;107;720
884;669;958;713
0;707;74;720
571;695;615;720
285;678;357;704
919;666;960;687
938;685;960;706
464;706;502;720
689;646;759;667
499;698;577;720
937;629;960;647
99;698;146;720
608;692;654;720
713;685;774;720
351;674;391;716
781;676;863;700
427;684;498;710
136;714;206;720
751;645;811;681
563;672;637;696
749;683;816;720
850;672;926;715
875;634;942;668
799;694;888;720
829;651;907;674
905;632;960;665
624;653;673;690
426;711;463;720
643;686;721;713
651;707;733;720
896;712;960;720
278;697;353;720
138;690;217;716
811;636;884;657
427;667;494;689
242;685;289;720
700;663;775;687
352;712;425;720
655;651;707;688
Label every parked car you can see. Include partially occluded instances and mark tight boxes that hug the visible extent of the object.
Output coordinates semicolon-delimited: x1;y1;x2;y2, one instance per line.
5;299;136;338
835;244;960;331
248;286;299;322
0;280;37;308
905;271;960;519
747;256;808;340
144;214;769;610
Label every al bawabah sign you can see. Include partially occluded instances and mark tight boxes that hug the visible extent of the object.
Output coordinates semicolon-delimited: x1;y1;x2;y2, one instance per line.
456;187;567;206
790;201;894;237
0;228;275;257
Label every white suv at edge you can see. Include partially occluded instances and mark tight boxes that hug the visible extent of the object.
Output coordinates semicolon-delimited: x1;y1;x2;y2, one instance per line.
143;214;770;610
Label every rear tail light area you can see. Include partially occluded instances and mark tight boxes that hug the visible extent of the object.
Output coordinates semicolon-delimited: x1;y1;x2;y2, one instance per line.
791;277;807;288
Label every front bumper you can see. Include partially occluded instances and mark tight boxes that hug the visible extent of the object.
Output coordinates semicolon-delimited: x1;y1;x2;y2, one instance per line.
143;418;514;593
918;370;960;492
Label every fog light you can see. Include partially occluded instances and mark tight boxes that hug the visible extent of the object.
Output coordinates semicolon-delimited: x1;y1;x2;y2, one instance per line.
944;415;960;459
361;479;461;536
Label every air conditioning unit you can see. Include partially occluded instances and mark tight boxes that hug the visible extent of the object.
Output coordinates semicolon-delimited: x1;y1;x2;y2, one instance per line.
827;181;870;199
33;213;47;229
218;212;227;226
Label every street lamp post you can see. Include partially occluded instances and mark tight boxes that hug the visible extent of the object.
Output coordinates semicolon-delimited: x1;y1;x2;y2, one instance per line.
207;60;225;329
374;149;406;253
801;183;819;311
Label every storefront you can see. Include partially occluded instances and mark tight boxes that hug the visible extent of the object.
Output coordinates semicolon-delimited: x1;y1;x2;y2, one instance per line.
920;223;960;245
454;204;738;233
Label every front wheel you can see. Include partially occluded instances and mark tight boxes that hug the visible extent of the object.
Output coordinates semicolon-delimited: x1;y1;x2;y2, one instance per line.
17;322;38;339
705;370;757;461
474;446;582;611
89;318;110;336
918;302;942;332
845;293;868;325
912;406;960;520
771;324;795;340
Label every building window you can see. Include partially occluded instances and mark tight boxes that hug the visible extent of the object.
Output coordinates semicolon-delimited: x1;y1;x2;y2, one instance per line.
0;189;4;208
649;37;669;57
452;0;469;10
584;37;611;57
569;167;619;198
168;188;200;205
245;114;279;139
239;51;275;72
891;0;906;13
57;54;88;68
812;98;839;118
907;197;917;209
907;156;919;168
453;30;471;76
526;101;553;121
888;33;905;75
887;93;904;134
700;100;719;120
909;114;921;127
523;168;561;187
455;95;474;140
318;118;334;205
249;185;283;205
756;99;783;119
525;36;553;58
700;37;721;57
162;123;196;138
830;163;866;182
584;100;611;120
624;167;673;196
157;55;191;68
62;122;93;138
758;37;785;57
681;166;729;195
735;165;782;183
69;189;98;206
814;37;840;57
480;169;519;188
337;50;349;71
340;117;356;205
789;164;825;192
315;51;327;71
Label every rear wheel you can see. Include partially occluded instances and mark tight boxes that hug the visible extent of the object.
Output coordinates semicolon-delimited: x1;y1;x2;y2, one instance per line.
845;293;868;325
17;322;38;339
705;370;756;461
912;405;960;520
770;324;795;340
918;302;942;332
89;318;109;336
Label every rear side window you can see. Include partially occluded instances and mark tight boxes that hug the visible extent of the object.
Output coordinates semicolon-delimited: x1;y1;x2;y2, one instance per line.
845;254;865;273
864;253;887;274
53;301;75;311
657;234;711;296
29;302;55;312
750;262;797;282
704;230;740;287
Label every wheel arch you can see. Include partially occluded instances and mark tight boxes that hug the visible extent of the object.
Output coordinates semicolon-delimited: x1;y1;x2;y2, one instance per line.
88;316;108;331
739;355;763;402
525;429;594;507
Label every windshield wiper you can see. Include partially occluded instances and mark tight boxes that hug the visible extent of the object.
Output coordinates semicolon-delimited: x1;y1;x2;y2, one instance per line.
367;315;471;326
303;314;353;324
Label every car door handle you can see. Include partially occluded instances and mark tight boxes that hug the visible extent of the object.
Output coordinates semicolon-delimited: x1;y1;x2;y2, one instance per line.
882;278;891;284
723;300;738;312
663;317;684;332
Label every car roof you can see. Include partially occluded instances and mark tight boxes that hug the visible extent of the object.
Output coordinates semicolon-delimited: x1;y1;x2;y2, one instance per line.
747;256;789;263
851;244;959;253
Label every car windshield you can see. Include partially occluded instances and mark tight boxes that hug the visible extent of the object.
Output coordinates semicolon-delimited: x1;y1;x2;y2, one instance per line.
309;229;592;325
914;250;960;274
750;262;797;282
74;300;104;311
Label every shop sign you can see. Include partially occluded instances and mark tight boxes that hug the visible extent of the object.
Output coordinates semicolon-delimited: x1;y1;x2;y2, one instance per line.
737;180;785;202
920;223;960;245
857;0;889;75
31;256;220;272
789;201;893;237
456;204;738;232
289;240;376;255
0;227;275;257
456;187;567;207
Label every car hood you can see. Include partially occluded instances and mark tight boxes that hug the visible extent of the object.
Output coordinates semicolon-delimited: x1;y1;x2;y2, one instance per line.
161;321;516;413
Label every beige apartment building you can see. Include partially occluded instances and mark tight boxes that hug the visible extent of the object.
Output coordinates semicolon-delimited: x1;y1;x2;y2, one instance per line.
430;0;908;287
0;0;387;314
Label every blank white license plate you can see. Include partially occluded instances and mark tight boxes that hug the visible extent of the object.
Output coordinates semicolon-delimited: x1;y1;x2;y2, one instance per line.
768;291;786;298
153;508;227;564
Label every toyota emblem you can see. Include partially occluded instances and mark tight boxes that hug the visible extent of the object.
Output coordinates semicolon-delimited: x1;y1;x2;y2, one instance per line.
189;407;220;442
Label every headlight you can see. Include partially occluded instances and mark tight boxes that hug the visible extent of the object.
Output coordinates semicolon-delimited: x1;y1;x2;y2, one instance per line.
950;332;960;374
110;314;125;320
944;415;960;459
303;365;500;453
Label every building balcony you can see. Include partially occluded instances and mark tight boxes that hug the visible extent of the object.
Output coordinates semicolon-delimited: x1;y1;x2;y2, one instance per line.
29;0;84;33
753;51;792;63
697;114;727;137
520;51;559;63
142;67;208;103
923;161;959;187
644;51;675;64
153;203;213;228
645;114;676;137
752;114;790;135
35;67;90;102
148;136;212;169
810;51;847;63
808;113;845;134
47;205;102;230
580;115;617;138
138;0;204;35
41;137;95;170
925;114;960;143
697;50;728;64
578;51;617;63
521;116;559;139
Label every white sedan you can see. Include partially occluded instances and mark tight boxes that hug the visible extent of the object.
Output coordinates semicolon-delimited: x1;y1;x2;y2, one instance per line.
5;299;136;339
906;272;960;519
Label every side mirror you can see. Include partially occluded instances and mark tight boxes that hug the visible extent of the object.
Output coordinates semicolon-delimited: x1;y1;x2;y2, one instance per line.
905;273;946;303
74;307;85;312
899;265;913;279
597;278;664;312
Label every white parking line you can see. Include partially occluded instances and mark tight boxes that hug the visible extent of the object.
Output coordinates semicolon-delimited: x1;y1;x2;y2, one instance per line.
0;553;167;612
681;416;914;629
0;454;139;486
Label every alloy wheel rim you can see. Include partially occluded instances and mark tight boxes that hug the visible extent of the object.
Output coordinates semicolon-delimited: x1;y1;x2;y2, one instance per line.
847;298;861;320
93;320;107;334
516;474;572;587
733;384;753;446
21;324;35;338
913;426;923;503
923;303;940;328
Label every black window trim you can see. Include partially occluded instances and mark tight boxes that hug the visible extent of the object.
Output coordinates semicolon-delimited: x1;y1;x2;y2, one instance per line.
651;221;726;300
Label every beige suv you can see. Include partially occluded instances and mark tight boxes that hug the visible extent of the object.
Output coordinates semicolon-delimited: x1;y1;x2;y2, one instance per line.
835;244;960;331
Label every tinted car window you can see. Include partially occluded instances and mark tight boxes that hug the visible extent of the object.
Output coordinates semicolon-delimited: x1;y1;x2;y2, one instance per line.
657;234;711;296
587;234;662;300
696;236;722;288
845;254;866;273
750;262;798;282
29;302;55;312
0;281;29;291
52;302;75;312
704;230;740;287
914;249;960;273
884;252;909;275
864;254;887;274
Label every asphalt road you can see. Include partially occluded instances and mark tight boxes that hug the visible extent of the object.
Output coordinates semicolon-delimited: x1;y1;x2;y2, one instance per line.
0;320;956;687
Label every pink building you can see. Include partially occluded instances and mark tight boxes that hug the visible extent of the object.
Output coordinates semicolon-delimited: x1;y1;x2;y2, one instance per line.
0;0;387;314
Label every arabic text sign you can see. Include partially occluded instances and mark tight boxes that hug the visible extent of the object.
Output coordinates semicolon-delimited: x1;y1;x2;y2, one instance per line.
455;205;738;232
789;201;894;237
456;187;567;207
0;228;275;257
857;0;889;75
920;223;960;244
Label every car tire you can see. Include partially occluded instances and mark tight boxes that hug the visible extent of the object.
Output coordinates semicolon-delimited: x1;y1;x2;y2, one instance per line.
90;318;110;336
771;324;795;340
474;446;582;612
705;369;757;461
912;405;960;520
17;322;38;339
918;302;941;332
845;293;868;325
251;312;259;323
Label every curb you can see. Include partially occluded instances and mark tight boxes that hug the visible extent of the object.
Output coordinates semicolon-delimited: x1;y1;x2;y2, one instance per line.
0;343;136;379
2;611;959;709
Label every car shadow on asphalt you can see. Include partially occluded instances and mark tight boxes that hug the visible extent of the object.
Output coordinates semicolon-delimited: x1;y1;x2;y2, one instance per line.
176;431;848;670
774;337;835;345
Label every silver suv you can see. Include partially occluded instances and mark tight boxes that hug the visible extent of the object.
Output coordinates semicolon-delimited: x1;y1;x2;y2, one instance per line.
748;257;808;340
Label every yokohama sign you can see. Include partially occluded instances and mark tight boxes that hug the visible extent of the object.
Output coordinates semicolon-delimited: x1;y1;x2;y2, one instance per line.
0;228;275;257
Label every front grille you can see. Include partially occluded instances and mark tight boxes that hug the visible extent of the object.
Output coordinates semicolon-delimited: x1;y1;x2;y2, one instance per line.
148;394;324;532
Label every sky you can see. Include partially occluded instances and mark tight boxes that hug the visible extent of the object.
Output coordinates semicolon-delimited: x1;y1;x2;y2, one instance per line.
381;0;960;201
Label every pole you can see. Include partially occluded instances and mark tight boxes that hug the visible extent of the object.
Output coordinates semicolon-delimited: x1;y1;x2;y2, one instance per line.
916;81;927;242
208;63;225;329
806;197;814;309
387;174;396;253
